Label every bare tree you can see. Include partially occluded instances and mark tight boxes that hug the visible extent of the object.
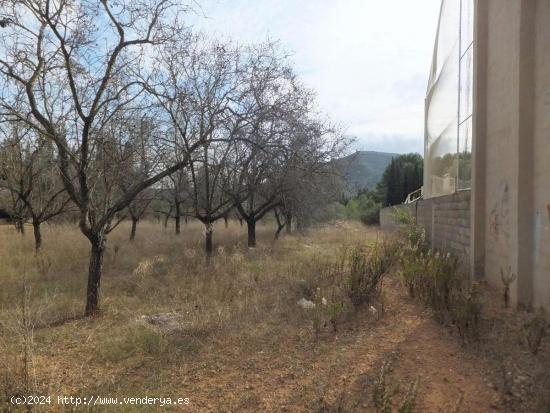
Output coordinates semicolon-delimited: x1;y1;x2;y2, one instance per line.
127;188;154;240
227;45;349;246
167;171;189;235
0;123;70;250
189;143;235;255
155;128;193;236
277;120;350;232
153;182;175;230
218;42;303;247
0;186;27;234
117;116;158;241
148;38;245;255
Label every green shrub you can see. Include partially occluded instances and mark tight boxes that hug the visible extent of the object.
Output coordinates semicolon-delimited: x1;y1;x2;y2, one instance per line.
360;205;380;226
393;207;426;249
344;191;382;226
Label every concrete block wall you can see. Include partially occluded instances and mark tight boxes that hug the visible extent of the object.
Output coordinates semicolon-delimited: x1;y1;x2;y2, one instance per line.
380;190;471;266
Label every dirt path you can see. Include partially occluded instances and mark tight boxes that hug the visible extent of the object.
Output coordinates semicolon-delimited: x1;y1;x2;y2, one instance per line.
180;278;502;412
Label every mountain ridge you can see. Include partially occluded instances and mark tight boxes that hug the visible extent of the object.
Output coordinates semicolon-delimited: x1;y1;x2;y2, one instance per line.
334;150;399;194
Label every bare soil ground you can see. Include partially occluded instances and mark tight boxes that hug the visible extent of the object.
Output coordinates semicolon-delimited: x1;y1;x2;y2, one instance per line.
0;221;548;412
181;277;503;413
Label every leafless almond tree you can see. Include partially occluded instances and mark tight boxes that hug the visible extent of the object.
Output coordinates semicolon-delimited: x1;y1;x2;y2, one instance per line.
277;119;350;232
117;115;158;241
166;170;190;235
147;38;245;255
0;123;71;250
226;43;350;245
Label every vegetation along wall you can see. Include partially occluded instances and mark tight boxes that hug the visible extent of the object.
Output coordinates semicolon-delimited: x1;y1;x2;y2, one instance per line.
380;190;471;267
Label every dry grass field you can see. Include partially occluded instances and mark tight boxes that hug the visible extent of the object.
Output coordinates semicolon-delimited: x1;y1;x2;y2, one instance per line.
0;220;549;412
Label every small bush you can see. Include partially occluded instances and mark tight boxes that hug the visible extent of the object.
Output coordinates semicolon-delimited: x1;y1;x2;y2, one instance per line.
343;191;382;226
394;207;426;249
372;360;420;413
311;287;345;335
303;240;397;335
373;361;393;413
452;288;481;341
347;243;396;310
0;287;38;411
96;324;195;364
360;207;380;226
500;266;516;308
523;309;548;355
398;377;419;413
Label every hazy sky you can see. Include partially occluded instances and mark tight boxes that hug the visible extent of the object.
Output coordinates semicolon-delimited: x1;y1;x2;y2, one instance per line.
191;0;441;155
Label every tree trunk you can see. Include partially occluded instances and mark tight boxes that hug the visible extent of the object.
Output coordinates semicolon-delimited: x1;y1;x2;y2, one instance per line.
129;217;138;241
175;203;181;235
238;217;243;226
85;236;106;317
285;212;292;234
296;217;305;233
175;214;181;235
205;222;213;256
274;209;285;240
15;218;25;235
247;218;256;248
275;223;285;240
224;214;228;228
32;220;42;252
163;213;170;229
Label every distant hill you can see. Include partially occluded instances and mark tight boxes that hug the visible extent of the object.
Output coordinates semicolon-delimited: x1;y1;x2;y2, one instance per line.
334;151;398;194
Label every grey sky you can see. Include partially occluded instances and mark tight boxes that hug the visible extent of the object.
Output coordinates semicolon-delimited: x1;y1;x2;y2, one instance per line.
192;0;441;155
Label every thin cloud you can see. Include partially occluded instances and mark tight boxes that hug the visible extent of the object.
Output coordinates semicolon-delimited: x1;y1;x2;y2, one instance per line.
191;0;441;154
